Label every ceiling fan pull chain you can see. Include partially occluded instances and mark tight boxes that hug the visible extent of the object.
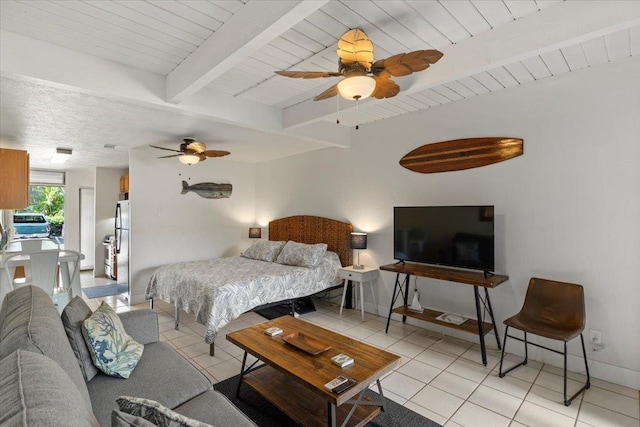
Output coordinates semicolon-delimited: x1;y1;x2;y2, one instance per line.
336;94;340;124
355;98;360;130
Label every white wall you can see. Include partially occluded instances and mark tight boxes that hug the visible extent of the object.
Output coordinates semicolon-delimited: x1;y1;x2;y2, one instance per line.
255;57;640;388
64;168;95;253
95;167;128;276
129;147;256;305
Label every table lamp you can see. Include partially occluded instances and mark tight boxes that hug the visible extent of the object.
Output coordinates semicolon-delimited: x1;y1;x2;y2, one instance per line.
350;232;367;269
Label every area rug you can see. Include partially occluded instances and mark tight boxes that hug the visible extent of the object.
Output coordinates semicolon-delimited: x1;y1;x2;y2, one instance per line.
253;297;316;320
214;374;442;427
82;283;128;299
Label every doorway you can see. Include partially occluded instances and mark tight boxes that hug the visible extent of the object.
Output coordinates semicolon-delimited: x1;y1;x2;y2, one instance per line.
79;187;95;270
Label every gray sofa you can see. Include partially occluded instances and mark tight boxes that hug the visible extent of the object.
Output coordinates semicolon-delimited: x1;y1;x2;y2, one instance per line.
0;285;257;427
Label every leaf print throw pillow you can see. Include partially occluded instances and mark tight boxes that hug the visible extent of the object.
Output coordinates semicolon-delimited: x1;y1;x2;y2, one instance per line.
117;396;213;427
82;302;144;379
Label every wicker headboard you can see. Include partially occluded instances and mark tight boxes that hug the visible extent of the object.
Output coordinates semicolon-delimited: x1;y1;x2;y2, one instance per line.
269;215;353;267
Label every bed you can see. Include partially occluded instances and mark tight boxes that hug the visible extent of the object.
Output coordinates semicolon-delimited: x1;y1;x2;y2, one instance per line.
145;215;353;354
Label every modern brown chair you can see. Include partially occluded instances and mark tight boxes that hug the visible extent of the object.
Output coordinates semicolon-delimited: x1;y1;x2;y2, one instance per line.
498;277;590;406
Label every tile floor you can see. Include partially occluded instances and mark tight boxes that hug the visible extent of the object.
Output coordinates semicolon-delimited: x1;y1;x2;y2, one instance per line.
81;273;639;427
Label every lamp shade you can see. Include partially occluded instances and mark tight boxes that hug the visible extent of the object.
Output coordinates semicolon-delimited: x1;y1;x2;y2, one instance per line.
249;227;261;238
350;232;367;250
179;154;200;165
337;76;376;101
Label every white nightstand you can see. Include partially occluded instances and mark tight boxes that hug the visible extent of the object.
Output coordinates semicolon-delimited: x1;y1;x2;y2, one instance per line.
338;266;379;320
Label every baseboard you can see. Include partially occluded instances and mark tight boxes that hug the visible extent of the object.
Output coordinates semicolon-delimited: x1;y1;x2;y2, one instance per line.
385;306;640;390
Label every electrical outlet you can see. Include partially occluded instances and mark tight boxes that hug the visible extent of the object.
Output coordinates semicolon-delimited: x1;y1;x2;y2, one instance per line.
589;329;602;345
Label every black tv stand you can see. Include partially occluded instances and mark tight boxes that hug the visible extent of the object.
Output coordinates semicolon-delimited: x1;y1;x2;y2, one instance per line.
380;262;509;366
394;260;405;266
483;271;494;279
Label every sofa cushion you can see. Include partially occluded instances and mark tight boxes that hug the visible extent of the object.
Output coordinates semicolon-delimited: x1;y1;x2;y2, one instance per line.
112;410;156;427
82;302;144;379
0;285;93;412
87;342;212;427
117;396;213;427
0;350;99;427
174;390;257;427
61;296;99;381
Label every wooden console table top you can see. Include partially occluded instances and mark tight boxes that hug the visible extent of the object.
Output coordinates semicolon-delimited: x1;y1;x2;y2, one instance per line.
379;262;509;288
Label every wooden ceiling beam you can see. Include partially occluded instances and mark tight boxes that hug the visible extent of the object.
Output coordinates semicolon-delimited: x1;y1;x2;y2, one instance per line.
166;0;329;104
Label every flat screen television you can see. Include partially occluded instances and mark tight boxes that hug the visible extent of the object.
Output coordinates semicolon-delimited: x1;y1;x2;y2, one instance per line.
394;206;495;272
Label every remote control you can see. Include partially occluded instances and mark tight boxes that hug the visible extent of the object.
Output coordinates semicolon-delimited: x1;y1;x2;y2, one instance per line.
332;378;356;393
324;375;348;392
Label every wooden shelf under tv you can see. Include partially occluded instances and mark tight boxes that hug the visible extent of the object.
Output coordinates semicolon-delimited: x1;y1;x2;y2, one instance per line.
392;305;494;335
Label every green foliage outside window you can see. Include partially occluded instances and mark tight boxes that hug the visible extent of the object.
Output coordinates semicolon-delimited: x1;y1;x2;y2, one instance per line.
19;186;65;236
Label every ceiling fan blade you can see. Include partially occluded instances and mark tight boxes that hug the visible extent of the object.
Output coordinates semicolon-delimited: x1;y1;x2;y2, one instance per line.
337;29;374;69
275;70;341;79
371;76;400;99
313;83;340;101
150;144;181;153
157;154;183;159
203;150;230;158
372;50;443;77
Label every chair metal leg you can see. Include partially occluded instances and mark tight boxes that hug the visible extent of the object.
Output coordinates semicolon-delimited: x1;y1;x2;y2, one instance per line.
499;327;529;377
563;333;591;406
581;333;591;387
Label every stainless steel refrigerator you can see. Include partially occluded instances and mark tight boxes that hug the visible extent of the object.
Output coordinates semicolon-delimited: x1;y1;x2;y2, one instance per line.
115;200;129;295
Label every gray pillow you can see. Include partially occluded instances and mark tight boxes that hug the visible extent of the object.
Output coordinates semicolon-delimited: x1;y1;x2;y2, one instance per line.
242;240;286;262
275;241;328;268
0;350;99;427
61;296;99;381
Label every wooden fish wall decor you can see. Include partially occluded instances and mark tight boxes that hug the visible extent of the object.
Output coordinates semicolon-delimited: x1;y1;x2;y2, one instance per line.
181;181;232;199
400;137;523;174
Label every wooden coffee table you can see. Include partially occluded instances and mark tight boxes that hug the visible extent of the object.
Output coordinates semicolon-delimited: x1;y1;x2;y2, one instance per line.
226;316;401;427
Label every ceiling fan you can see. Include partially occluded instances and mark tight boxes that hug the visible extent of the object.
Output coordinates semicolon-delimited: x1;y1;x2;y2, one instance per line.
275;29;443;102
150;138;230;165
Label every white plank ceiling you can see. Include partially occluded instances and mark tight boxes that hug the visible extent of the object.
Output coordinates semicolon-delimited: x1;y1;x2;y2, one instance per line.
1;0;639;168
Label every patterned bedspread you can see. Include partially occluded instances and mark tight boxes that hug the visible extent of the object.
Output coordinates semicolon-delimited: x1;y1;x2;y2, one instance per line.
145;252;342;344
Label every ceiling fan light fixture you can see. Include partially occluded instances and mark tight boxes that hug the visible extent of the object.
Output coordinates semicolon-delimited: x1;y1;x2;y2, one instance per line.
179;153;200;165
337;75;376;101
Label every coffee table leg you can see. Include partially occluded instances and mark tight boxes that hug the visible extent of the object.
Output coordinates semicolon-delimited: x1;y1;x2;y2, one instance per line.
327;402;337;427
236;352;248;398
375;379;386;412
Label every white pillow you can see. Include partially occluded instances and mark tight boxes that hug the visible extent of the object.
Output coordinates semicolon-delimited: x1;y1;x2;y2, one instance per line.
242;240;286;262
275;241;328;268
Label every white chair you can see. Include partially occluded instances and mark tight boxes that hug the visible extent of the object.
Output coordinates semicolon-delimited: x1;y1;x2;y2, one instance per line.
3;239;61;286
4;238;59;252
57;249;82;299
2;249;61;307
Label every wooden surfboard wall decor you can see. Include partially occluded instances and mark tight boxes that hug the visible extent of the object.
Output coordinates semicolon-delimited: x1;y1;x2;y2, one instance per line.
400;137;523;174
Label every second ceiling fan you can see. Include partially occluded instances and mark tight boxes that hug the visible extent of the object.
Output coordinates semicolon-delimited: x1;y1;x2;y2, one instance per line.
275;29;444;102
150;138;230;166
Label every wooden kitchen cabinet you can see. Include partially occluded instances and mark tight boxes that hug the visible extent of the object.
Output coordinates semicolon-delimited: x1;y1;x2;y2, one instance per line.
0;148;30;209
